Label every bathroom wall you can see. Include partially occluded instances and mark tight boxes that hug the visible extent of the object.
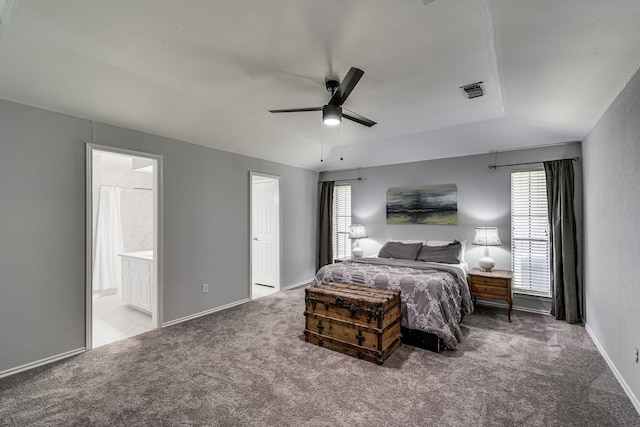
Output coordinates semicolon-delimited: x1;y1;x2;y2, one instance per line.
94;152;154;253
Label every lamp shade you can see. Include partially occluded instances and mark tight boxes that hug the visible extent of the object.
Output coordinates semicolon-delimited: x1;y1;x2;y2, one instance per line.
472;227;501;271
349;224;368;239
472;227;502;246
323;104;342;126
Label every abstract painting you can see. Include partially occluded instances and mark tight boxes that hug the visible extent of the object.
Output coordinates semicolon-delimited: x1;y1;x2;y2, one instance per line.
386;184;458;225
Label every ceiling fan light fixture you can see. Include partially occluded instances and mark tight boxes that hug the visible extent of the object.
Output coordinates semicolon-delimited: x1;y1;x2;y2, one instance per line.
269;67;375;127
323;105;342;126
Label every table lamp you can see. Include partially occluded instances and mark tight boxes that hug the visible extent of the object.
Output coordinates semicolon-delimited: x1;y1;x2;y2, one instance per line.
472;227;501;271
349;224;368;258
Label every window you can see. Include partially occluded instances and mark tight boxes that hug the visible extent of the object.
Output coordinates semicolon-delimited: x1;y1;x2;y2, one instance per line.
511;169;551;296
332;184;352;260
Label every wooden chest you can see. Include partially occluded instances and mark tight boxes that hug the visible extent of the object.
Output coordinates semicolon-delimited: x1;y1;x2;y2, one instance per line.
304;282;401;365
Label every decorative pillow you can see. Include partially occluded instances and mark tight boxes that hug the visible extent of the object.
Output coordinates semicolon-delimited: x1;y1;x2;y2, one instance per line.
378;241;423;260
390;239;425;244
417;240;463;264
426;239;467;261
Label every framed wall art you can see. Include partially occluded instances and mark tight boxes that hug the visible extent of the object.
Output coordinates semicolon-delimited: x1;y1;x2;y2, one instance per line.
386;184;458;225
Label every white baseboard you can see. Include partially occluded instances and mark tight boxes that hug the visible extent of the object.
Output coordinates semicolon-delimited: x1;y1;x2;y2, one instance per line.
585;323;640;416
163;280;312;328
162;280;311;328
162;298;250;328
475;299;551;316
281;279;312;291
0;348;86;379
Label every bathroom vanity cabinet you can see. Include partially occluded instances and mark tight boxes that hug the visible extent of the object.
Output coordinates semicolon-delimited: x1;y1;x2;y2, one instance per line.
119;251;153;313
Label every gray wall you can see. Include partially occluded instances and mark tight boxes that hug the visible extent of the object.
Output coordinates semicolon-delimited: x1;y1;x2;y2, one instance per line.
0;101;88;372
583;67;640;407
0;99;317;374
321;141;583;314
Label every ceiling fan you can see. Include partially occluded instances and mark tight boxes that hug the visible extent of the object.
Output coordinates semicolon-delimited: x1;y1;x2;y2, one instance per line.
269;67;377;127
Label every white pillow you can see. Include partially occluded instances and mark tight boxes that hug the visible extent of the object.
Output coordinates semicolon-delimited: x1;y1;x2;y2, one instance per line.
425;240;452;247
391;239;426;244
426;240;467;262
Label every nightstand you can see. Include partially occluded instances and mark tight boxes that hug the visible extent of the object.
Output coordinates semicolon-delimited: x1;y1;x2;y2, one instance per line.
467;268;513;321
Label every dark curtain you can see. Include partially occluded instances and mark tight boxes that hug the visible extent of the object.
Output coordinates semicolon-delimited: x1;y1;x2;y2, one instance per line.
317;181;335;270
544;160;581;323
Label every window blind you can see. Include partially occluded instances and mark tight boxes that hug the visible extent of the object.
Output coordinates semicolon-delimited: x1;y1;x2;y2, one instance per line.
332;184;352;260
511;169;551;296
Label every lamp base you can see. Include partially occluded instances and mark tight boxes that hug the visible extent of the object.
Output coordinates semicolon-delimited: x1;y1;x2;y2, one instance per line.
352;247;364;258
478;256;496;272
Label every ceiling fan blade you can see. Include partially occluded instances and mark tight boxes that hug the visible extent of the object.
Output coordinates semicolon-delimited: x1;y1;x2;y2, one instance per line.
342;109;377;127
328;67;364;106
269;107;323;113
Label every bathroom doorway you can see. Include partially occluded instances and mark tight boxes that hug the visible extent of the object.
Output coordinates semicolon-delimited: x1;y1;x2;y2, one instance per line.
86;145;162;349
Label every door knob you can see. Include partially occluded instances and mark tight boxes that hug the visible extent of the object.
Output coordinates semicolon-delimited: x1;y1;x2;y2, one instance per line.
253;237;258;241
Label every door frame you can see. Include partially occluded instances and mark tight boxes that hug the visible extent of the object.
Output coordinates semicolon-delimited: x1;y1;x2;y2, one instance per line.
249;171;282;299
85;143;164;349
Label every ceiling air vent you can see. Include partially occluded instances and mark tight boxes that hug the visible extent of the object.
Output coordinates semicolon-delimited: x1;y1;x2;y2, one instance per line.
460;82;484;99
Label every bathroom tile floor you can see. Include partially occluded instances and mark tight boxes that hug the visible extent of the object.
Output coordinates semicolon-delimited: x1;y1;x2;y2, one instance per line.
92;292;153;348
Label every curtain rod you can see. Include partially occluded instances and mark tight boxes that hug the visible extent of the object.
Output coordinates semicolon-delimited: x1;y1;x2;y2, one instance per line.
319;177;362;183
488;157;580;169
319;167;364;183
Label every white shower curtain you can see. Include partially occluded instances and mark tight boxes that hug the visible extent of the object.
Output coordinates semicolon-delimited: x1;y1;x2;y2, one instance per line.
93;186;125;293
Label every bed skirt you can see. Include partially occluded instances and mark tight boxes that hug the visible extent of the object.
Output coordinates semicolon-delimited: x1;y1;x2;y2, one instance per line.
400;327;446;353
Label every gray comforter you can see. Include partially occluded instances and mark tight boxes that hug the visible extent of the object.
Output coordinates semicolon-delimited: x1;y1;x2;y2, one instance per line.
312;258;474;349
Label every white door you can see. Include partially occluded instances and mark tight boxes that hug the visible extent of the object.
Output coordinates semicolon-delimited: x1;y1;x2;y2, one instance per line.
251;174;280;295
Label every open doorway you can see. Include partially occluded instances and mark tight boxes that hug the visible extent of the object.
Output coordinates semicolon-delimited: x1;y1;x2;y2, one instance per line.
250;172;281;299
86;145;162;349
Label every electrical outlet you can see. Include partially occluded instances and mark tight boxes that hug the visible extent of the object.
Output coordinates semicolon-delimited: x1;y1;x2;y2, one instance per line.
202;283;209;294
635;347;639;364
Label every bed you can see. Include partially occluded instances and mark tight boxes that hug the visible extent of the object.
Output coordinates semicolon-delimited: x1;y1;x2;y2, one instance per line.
311;240;474;351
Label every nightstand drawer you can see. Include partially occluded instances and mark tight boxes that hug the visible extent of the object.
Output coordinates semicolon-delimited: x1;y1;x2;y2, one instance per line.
473;276;508;287
471;284;508;297
468;268;513;321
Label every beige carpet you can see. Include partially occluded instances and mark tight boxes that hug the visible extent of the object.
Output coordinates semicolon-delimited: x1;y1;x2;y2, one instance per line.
1;286;638;426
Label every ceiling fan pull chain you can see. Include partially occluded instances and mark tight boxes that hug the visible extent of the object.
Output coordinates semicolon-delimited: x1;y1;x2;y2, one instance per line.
320;119;324;162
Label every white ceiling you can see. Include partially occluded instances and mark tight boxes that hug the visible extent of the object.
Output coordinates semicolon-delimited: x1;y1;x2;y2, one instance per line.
1;0;639;172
